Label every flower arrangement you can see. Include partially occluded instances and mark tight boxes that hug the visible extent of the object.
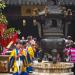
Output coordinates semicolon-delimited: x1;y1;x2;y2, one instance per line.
0;0;8;24
3;28;20;38
0;0;6;9
0;13;8;24
3;28;16;38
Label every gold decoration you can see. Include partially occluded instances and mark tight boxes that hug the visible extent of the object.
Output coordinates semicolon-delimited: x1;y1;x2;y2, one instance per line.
32;8;38;16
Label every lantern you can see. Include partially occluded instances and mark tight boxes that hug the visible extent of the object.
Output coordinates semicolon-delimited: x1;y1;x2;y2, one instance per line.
23;19;26;26
33;19;37;26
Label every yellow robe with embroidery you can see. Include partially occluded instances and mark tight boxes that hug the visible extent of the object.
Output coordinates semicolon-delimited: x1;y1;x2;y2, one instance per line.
27;46;34;60
9;49;27;73
27;46;35;67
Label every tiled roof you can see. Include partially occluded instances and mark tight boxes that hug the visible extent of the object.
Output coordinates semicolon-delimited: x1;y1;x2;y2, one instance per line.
4;0;47;5
58;0;75;5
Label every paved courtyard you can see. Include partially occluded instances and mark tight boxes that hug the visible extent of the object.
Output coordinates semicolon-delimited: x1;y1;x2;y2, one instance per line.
0;73;74;75
0;73;12;75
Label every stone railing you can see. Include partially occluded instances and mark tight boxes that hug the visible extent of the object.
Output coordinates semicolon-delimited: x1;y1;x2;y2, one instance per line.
31;61;74;75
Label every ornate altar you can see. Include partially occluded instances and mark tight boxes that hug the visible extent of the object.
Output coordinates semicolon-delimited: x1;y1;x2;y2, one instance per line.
32;61;74;75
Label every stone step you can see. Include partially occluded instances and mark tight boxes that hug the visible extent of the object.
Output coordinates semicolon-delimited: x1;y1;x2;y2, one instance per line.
0;73;12;75
31;72;74;75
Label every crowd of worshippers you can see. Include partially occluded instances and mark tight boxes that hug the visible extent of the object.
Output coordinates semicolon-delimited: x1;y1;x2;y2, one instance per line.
64;36;75;62
9;36;38;75
64;36;75;74
8;35;75;75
